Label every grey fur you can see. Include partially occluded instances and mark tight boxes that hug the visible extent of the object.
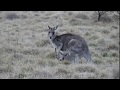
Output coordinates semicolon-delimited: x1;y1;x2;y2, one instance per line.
47;25;93;63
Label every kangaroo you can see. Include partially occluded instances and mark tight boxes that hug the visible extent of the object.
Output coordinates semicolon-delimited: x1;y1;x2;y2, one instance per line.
47;25;93;63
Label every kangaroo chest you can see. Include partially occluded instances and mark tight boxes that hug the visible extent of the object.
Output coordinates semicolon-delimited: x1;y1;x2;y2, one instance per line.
51;34;83;51
53;37;72;51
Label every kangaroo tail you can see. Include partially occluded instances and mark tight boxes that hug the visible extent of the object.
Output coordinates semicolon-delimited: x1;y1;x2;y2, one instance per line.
83;49;93;63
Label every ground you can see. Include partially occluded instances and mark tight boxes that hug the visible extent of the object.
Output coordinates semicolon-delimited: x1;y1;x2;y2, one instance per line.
0;11;119;79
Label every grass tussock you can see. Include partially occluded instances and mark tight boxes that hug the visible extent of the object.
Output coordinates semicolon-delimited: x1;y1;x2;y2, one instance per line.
107;44;119;51
75;13;89;20
69;18;82;26
22;49;40;55
14;73;27;79
55;67;72;79
62;60;71;65
21;66;34;73
29;71;53;79
37;59;47;67
93;58;103;64
46;52;55;59
75;65;97;73
73;72;97;79
36;39;50;47
48;60;58;67
0;65;13;74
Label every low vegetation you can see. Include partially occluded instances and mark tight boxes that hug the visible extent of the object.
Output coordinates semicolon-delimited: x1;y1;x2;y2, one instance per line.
0;11;119;79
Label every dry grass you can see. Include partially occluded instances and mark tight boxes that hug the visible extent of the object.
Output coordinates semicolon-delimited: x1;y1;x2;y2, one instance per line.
0;11;119;79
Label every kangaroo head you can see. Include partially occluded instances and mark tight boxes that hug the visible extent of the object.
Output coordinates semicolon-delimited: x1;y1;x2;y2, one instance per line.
48;25;58;39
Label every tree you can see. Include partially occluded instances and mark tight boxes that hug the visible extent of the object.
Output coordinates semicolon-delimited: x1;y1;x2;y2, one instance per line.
96;11;108;21
114;11;120;20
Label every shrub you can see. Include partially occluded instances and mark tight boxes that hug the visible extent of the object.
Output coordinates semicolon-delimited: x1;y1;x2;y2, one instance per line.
5;13;20;20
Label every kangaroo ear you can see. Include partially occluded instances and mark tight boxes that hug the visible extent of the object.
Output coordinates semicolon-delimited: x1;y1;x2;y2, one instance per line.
54;25;59;30
48;26;52;30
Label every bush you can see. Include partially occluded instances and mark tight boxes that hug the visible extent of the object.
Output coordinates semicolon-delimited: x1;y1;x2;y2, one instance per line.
5;13;20;20
92;11;113;23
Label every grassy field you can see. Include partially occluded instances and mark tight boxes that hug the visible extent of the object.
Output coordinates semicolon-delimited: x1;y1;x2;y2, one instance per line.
0;11;119;79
